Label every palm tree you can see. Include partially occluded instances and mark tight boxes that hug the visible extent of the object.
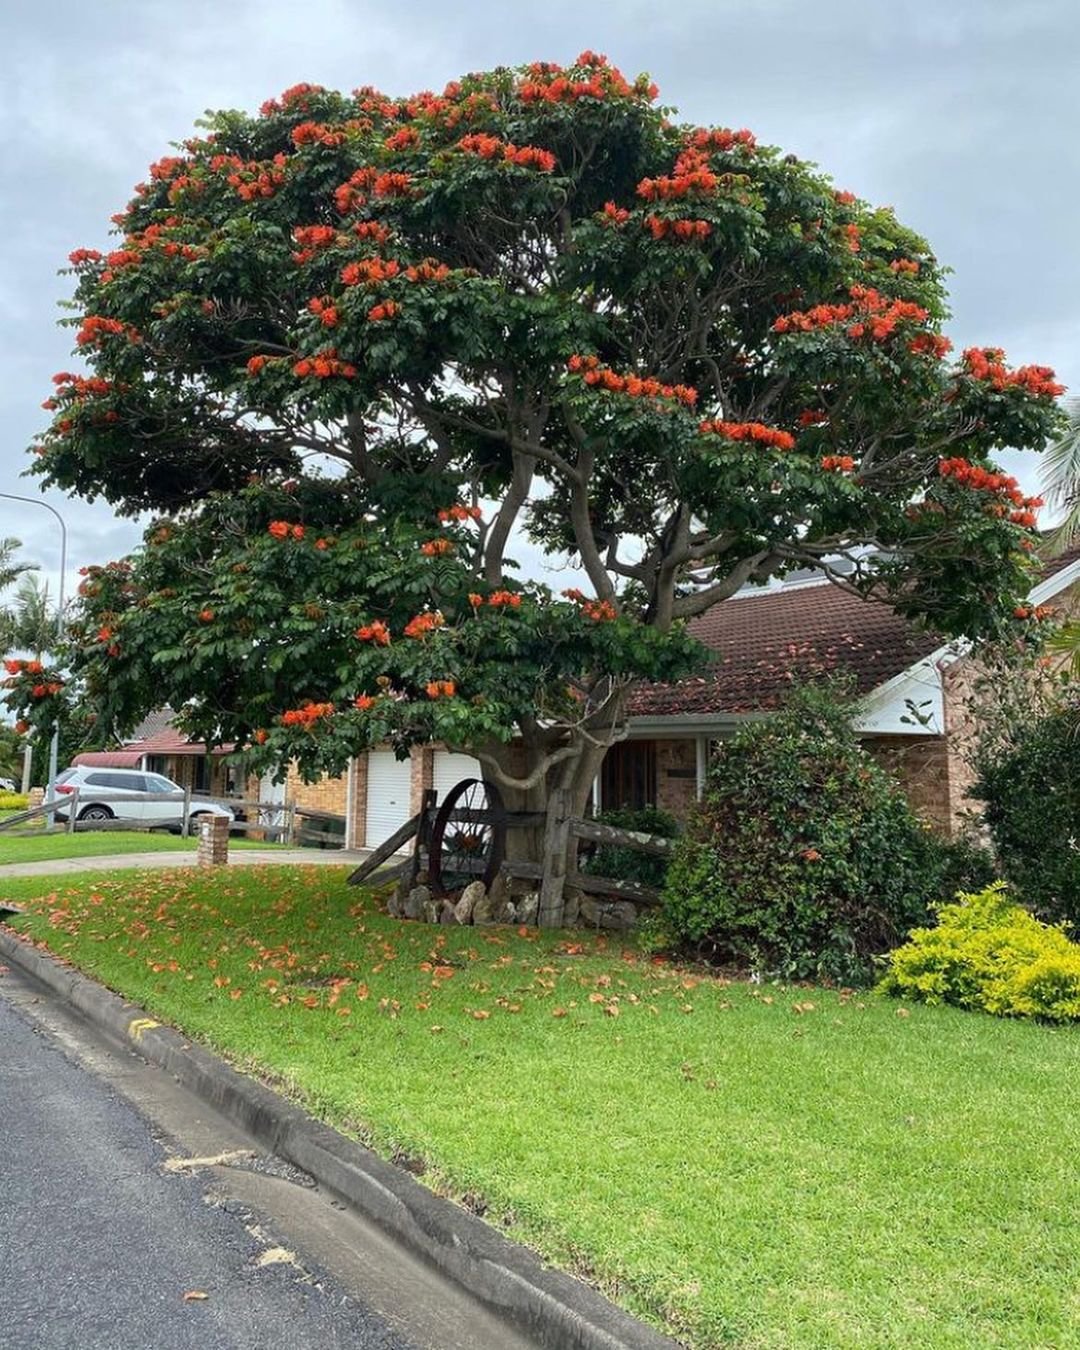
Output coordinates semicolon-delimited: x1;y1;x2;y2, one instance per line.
2;574;61;661
0;537;35;596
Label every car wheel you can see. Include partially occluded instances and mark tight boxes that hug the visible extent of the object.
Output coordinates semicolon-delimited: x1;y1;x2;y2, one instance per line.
78;804;114;822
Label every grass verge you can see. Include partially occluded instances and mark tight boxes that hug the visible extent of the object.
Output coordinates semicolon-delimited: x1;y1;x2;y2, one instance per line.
3;865;1079;1348
0;832;285;867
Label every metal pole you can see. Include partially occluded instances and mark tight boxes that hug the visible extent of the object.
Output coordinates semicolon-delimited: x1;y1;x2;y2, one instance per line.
0;493;68;819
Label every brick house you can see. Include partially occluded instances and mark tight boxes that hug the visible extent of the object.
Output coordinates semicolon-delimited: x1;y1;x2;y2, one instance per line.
71;550;1080;848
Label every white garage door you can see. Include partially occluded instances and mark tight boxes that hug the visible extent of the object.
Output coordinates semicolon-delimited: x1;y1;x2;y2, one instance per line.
365;751;414;850
433;751;483;803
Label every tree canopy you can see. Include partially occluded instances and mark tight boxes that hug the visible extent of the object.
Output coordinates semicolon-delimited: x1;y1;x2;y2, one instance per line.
18;53;1066;806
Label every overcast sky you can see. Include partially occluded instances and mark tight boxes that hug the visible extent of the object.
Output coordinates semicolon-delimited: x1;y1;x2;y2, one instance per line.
2;0;1077;599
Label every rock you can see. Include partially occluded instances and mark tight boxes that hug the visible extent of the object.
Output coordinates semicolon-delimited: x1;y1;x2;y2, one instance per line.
386;883;405;918
516;892;539;927
580;897;637;931
562;887;583;927
455;881;485;924
439;902;458;924
422;898;441;924
472;890;497;925
404;885;430;920
493;897;517;925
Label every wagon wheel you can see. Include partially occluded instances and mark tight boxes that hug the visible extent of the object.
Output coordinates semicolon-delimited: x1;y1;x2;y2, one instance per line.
429;777;506;897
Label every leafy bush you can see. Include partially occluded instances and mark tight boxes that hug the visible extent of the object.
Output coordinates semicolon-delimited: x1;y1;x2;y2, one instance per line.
880;883;1080;1020
971;701;1080;925
581;806;679;890
661;685;956;984
0;792;28;810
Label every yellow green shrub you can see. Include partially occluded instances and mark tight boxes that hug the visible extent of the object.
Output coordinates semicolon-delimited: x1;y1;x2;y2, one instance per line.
0;792;29;810
880;883;1080;1021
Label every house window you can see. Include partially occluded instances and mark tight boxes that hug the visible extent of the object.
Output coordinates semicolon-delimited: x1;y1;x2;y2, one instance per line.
192;756;211;793
600;740;657;811
145;755;168;777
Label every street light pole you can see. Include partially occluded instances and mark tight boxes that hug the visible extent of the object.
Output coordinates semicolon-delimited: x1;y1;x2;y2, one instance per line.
0;493;67;811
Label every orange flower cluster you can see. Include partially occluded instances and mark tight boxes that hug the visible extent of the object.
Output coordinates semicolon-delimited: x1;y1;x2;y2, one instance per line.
405;260;451;283
961;348;1065;399
437;503;482;523
563;589;617;621
699;420;796;451
354;221;392;244
291;121;344;149
292;224;339;263
4;659;43;676
30;682;64;698
341;257;400;286
1013;604;1054;621
488;590;522;608
334;167;379;214
798;409;828;427
281;701;334;727
385;126;420;151
518;54;653;104
685;127;757;153
937;460;1044;526
600;201;630;226
773;285;929;343
68;248;103;265
456;134;556;172
374;171;413;197
76;316;132;346
843;223;861;253
198;608;215;622
354;694;379;711
425;680;456;699
355;620;391;645
260;83;325;117
247;355;274;375
890;258;920;274
636;148;718;203
268;521;306;540
226;154;288;201
307;296;339;327
567;355;698;407
293;349;357;379
834;190;857;206
908;333;953;359
404;611;444;639
644;215;712;242
420;538;455;556
821;455;856;472
367;301;400;322
42;373;114;411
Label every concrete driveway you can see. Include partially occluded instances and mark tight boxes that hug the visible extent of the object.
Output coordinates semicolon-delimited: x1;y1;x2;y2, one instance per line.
0;849;370;878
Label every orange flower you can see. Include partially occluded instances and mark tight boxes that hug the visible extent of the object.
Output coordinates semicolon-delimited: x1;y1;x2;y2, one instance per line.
425;680;456;699
268;520;291;538
404;612;444;639
420;537;454;556
253;729;268;744
355;620;391;646
354;694;377;711
198;608;215;622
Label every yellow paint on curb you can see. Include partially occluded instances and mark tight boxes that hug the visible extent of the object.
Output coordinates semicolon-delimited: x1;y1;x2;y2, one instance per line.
128;1016;160;1042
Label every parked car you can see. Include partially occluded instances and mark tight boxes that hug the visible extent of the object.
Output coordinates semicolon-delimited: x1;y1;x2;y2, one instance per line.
54;767;234;832
0;777;16;793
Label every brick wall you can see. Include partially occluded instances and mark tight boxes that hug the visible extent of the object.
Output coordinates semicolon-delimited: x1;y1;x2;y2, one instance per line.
285;763;348;816
862;734;953;833
654;738;699;818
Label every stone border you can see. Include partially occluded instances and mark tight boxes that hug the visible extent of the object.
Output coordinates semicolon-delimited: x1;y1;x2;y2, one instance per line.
0;927;679;1350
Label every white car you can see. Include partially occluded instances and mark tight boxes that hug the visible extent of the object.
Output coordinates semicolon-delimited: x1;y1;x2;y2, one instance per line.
54;766;233;832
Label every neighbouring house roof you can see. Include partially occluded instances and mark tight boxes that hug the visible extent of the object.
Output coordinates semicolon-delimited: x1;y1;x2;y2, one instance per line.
629;543;1080;721
629;585;940;718
70;750;146;769
125;707;178;742
136;726;235;757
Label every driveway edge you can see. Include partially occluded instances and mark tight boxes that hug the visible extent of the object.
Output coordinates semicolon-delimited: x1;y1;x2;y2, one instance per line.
0;927;678;1350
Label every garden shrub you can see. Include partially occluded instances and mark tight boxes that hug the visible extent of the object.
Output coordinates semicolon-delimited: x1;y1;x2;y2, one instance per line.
581;806;679;890
971;701;1080;925
661;684;955;984
879;882;1080;1020
0;792;29;810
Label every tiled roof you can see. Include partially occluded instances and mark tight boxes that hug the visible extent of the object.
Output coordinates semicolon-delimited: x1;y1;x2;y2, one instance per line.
630;543;1080;720
629;584;939;717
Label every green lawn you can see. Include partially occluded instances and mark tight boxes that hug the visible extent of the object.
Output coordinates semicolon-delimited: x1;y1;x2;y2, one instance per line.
3;865;1078;1349
0;832;282;867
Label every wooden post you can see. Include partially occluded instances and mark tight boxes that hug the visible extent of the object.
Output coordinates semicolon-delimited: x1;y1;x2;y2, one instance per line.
181;785;192;837
287;800;298;847
66;788;79;834
538;787;572;927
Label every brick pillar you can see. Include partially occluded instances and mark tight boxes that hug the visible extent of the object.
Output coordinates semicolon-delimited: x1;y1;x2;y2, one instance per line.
348;754;368;849
197;814;229;866
28;786;45;809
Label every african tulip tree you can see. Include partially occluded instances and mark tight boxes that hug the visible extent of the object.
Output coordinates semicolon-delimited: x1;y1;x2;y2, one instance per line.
23;54;1065;845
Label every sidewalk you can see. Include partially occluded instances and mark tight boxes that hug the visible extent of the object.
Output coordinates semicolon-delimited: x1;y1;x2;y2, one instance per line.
0;848;369;878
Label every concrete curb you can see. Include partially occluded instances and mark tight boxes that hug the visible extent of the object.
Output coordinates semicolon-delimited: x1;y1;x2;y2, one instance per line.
0;927;679;1350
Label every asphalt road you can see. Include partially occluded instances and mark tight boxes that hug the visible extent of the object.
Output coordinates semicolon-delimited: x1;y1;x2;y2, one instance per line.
0;990;413;1350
